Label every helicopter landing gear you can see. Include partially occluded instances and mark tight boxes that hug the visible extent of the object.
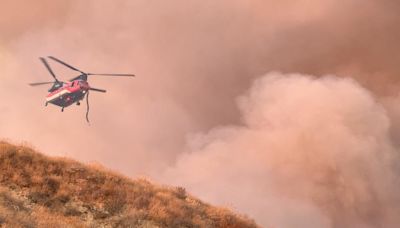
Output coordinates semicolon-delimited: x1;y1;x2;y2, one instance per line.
45;102;48;107
61;107;64;112
77;102;80;106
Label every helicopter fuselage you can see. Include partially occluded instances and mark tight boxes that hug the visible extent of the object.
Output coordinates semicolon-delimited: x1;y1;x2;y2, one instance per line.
31;56;133;121
46;80;90;108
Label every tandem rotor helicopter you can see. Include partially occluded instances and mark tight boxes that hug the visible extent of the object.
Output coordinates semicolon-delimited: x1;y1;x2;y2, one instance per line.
29;56;135;123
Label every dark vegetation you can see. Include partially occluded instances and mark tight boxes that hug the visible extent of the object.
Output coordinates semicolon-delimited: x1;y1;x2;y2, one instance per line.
0;141;258;228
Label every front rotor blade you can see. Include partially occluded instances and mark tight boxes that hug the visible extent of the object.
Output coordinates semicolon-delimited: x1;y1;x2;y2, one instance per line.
89;87;107;93
29;82;55;86
48;56;84;73
87;73;135;77
39;57;59;82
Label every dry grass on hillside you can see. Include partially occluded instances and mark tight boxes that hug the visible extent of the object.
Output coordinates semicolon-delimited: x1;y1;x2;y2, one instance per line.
0;141;258;228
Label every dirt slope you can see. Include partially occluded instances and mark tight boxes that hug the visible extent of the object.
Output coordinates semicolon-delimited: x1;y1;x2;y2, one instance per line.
0;141;258;228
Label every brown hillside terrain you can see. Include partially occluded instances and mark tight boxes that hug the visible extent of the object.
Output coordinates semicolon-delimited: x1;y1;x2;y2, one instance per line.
0;142;258;228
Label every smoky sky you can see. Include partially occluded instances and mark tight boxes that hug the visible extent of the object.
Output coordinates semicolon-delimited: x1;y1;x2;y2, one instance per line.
1;1;400;227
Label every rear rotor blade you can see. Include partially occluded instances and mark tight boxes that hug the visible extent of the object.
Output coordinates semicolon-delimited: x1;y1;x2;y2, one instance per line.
40;57;59;82
89;87;107;93
48;56;84;73
29;82;55;86
87;73;135;77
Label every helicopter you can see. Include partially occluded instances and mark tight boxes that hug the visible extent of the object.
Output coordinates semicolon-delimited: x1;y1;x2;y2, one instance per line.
29;56;135;123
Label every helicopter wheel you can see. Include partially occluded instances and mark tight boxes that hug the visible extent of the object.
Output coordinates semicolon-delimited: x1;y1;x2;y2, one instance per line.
45;102;48;107
61;107;64;112
77;102;80;106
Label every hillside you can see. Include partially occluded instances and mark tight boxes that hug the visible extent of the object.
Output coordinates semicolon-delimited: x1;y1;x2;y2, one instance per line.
0;141;258;228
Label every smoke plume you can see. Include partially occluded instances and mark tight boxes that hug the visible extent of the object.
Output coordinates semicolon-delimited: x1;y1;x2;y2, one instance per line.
1;0;400;227
164;72;400;227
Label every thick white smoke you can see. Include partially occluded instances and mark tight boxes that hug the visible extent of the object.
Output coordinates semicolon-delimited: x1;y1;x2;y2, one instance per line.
163;72;400;228
2;1;400;227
